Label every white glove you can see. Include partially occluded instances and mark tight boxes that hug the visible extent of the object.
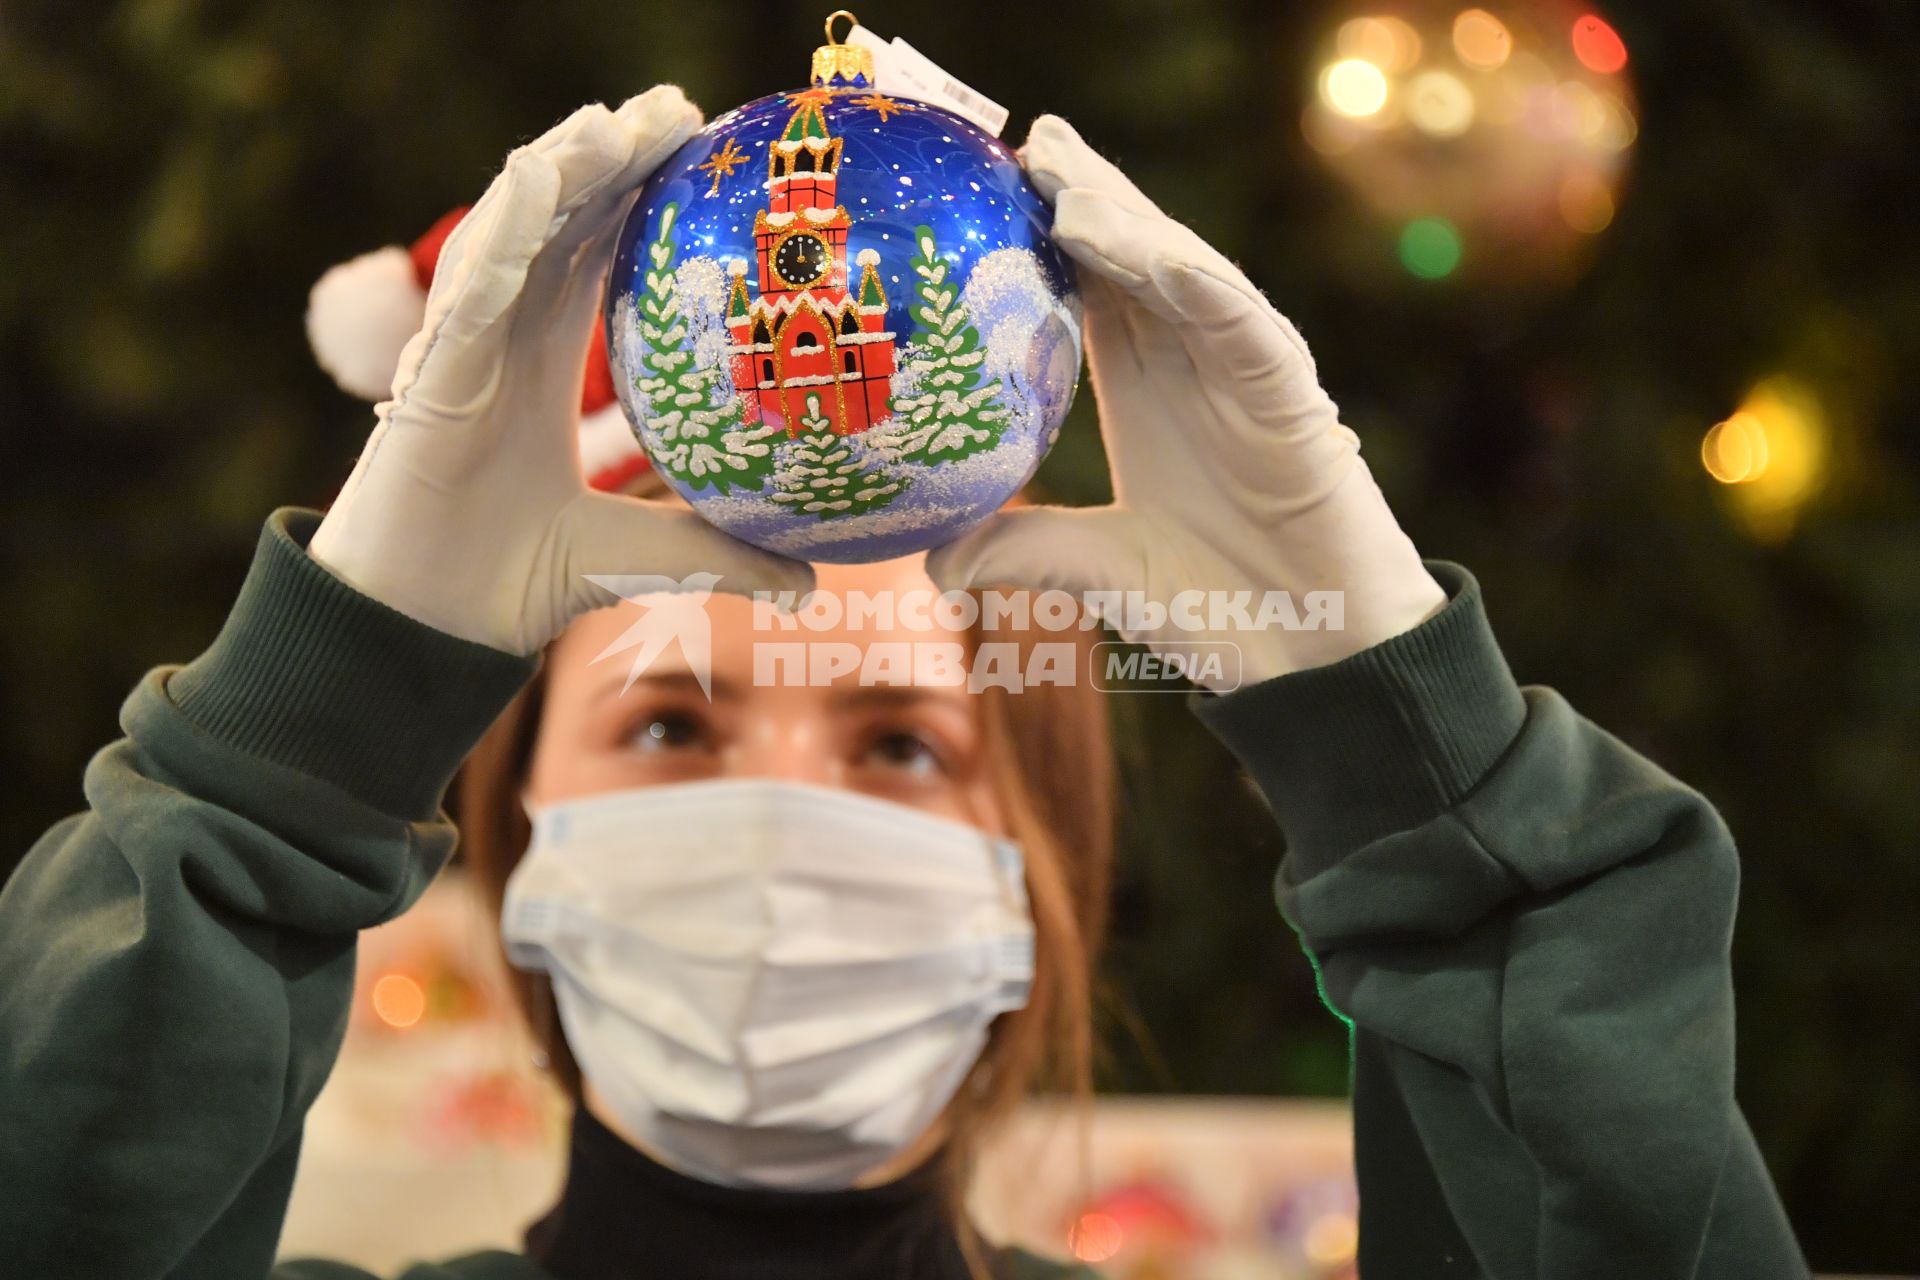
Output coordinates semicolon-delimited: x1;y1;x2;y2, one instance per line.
926;116;1446;688
309;88;812;656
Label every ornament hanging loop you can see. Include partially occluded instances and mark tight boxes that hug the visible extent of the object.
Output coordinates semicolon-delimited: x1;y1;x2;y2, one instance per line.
812;10;876;87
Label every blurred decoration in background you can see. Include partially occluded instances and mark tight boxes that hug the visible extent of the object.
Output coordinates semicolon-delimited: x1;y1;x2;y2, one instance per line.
3;1;1918;1271
1303;2;1637;284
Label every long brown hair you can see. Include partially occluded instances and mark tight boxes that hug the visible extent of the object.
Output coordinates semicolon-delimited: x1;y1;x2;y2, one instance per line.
457;590;1115;1265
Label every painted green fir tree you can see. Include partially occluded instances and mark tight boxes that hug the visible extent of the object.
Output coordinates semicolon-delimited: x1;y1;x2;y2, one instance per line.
768;393;905;518
870;225;1008;463
629;203;778;493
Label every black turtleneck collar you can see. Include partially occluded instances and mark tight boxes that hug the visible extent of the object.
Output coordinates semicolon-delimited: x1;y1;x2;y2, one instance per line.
525;1105;989;1280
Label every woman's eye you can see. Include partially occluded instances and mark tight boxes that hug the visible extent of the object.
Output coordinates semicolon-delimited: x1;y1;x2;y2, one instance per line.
630;711;710;753
862;729;947;778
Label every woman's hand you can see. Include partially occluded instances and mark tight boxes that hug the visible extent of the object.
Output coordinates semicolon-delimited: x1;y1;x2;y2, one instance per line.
927;116;1446;687
309;88;813;657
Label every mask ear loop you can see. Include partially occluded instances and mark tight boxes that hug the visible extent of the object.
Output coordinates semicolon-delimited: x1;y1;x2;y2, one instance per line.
529;987;555;1072
968;1056;995;1099
514;787;554;1072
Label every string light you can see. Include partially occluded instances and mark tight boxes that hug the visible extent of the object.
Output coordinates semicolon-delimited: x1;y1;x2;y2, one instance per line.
1399;217;1463;279
1452;9;1514;69
1322;58;1391;118
1572;15;1628;74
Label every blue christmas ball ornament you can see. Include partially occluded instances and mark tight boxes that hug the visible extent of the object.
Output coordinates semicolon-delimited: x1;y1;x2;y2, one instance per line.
605;33;1080;564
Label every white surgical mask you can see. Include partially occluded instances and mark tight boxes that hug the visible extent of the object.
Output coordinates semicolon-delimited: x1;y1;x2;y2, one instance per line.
501;778;1034;1190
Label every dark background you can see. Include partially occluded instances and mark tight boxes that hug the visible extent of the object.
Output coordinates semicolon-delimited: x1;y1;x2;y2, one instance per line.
2;0;1915;1270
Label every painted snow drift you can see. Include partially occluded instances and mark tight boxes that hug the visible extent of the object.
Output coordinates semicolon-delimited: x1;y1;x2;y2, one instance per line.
606;86;1081;564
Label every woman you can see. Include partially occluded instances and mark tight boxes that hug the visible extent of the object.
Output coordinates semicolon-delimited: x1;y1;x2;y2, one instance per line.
0;86;1807;1279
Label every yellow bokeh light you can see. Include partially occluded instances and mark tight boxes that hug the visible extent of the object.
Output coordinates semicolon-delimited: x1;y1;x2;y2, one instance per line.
1558;171;1615;233
1595;93;1639;151
1701;412;1770;484
1323;58;1391;118
1559;81;1609;142
1703;379;1829;540
372;973;426;1029
1304;1212;1360;1265
1453;9;1513;69
1338;16;1423;73
1407;69;1476;137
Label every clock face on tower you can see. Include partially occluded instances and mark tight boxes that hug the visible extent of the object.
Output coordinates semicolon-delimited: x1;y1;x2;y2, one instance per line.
773;232;829;288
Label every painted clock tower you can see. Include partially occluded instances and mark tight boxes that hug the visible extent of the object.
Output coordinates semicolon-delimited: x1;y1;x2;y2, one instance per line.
726;94;896;436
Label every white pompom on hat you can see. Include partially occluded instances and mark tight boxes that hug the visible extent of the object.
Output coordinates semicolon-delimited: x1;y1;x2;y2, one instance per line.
305;205;651;493
306;246;427;400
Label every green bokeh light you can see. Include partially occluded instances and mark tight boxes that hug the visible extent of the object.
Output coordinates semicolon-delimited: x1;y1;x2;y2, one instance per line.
1399;217;1463;279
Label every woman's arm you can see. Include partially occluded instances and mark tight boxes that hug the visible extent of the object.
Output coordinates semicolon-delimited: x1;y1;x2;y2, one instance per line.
933;115;1808;1278
0;511;532;1277
1194;563;1807;1279
0;87;804;1279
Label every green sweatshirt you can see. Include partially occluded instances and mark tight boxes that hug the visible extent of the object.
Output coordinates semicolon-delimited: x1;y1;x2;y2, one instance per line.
0;510;1806;1279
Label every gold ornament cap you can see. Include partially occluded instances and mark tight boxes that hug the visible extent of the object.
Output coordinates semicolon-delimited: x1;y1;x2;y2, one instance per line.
812;10;876;86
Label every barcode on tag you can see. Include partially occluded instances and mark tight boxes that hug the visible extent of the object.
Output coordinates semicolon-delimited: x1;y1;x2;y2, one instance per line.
928;73;1007;136
847;24;1010;137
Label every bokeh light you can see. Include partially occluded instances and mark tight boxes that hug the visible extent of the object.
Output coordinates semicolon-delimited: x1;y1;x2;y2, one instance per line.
1338;15;1423;73
371;973;426;1029
1399;217;1463;278
1702;377;1829;540
1702;412;1770;484
1069;1212;1125;1263
1322;58;1391;118
1304;2;1637;283
1303;1212;1360;1266
1558;170;1616;232
1452;9;1514;69
1592;91;1638;150
1407;70;1476;137
1572;14;1629;74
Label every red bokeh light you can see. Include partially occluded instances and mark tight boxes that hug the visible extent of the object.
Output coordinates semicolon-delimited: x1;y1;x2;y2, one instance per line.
1572;15;1628;74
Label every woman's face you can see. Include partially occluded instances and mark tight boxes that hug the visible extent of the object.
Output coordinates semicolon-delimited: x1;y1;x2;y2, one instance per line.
527;553;1006;835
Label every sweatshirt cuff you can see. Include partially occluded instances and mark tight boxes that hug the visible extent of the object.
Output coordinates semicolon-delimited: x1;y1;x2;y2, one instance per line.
166;508;537;820
1192;561;1526;874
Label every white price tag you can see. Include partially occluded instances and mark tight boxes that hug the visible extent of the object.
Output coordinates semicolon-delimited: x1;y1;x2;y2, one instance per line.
846;24;1010;138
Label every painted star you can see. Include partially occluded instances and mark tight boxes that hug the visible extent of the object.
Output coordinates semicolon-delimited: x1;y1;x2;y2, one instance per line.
785;87;835;110
849;91;914;121
697;137;747;194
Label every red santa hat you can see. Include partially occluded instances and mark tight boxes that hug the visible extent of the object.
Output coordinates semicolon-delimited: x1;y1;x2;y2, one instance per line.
305;206;651;494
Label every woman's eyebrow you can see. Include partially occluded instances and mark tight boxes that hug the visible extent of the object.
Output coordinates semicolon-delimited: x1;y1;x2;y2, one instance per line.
832;684;971;710
592;668;741;704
